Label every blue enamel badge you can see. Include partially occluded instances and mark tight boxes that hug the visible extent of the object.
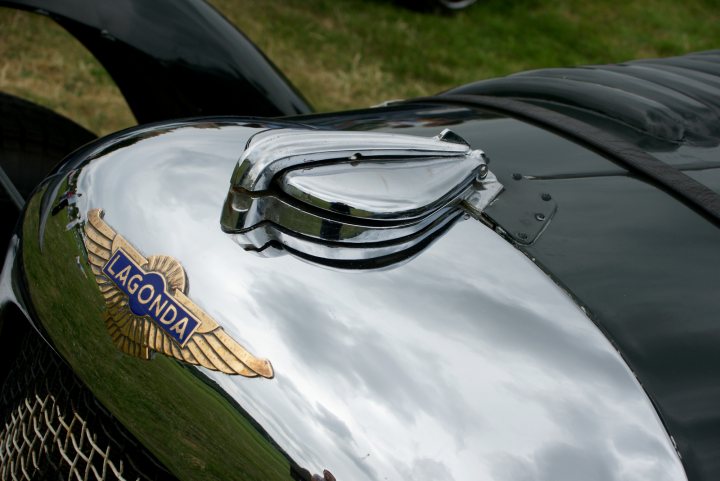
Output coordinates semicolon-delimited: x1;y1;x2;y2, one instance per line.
103;249;200;347
83;208;273;378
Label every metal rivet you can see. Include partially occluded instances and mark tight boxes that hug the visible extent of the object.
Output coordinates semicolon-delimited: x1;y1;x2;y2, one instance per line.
535;213;546;221
541;193;552;201
512;173;522;180
477;164;489;180
517;232;528;240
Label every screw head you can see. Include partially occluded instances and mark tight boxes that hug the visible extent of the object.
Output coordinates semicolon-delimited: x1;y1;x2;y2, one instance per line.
477;164;489;180
535;213;546;221
512;173;522;180
541;193;552;201
517;232;529;240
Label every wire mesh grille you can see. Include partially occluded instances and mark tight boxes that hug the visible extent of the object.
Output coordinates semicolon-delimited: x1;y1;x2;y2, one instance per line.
0;392;138;481
0;331;175;481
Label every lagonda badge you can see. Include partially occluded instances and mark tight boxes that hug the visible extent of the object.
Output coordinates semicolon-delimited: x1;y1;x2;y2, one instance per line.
83;208;273;378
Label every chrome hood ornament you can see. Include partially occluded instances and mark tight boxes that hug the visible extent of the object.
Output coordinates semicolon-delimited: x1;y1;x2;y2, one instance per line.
83;208;273;378
221;128;503;268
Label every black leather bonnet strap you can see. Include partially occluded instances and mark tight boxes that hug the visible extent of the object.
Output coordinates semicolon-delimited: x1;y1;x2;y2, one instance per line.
410;94;720;228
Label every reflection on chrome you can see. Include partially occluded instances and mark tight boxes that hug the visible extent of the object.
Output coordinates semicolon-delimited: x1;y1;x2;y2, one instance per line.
3;119;687;481
221;129;503;269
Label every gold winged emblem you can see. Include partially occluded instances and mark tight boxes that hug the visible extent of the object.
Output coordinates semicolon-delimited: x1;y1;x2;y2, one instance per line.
83;208;273;378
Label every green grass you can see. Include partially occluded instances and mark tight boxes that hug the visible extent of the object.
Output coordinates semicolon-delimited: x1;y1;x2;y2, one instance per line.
1;0;719;135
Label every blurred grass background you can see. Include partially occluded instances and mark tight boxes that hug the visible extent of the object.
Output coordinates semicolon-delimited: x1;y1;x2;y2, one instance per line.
1;0;719;136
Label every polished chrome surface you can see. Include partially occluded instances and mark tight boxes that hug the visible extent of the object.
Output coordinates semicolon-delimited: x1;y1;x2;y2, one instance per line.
461;170;503;219
229;128;473;193
4;120;686;481
280;155;476;219
0;164;24;210
221;128;501;269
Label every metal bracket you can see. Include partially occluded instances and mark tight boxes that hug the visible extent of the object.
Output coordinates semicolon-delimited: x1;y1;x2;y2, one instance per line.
483;174;556;245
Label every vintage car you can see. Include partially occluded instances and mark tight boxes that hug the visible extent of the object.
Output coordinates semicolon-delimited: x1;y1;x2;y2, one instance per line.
1;1;719;480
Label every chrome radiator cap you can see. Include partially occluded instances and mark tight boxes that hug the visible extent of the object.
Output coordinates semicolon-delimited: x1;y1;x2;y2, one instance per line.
221;128;502;268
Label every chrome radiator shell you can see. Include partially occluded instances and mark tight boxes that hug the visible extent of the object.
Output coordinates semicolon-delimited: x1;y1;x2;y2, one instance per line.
1;119;686;481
